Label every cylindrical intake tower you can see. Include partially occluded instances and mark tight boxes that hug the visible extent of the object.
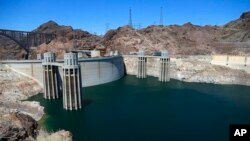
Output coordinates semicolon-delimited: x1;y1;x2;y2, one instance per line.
62;52;82;110
158;50;170;82
42;52;60;99
137;49;147;78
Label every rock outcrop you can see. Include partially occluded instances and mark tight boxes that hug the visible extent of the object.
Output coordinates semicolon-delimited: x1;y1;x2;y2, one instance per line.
0;112;73;141
0;64;44;121
0;112;38;141
30;20;101;59
36;129;72;141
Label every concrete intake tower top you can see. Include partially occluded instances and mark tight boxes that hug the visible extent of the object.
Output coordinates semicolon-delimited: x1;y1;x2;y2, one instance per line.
138;50;145;57
161;50;169;58
43;52;56;63
63;52;79;69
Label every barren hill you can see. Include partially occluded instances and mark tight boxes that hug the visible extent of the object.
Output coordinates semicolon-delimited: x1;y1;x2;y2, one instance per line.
103;11;250;55
0;12;250;59
29;20;101;59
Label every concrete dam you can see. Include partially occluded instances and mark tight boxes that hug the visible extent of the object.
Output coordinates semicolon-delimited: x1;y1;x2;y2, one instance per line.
3;50;250;110
1;55;125;88
0;51;171;110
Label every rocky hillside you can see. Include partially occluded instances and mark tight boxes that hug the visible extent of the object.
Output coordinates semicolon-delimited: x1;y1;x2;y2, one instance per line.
0;11;250;59
0;112;72;141
0;112;38;140
103;11;250;55
33;20;101;47
30;21;101;59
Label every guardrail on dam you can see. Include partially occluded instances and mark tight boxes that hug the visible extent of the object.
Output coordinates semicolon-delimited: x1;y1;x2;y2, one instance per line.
0;56;125;88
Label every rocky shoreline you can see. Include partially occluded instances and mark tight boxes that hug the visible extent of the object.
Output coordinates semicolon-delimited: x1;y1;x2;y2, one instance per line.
171;56;250;86
0;64;44;120
0;64;72;141
124;55;250;86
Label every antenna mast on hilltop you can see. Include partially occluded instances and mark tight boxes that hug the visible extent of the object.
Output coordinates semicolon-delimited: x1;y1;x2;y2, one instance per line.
128;7;133;28
106;23;110;33
160;6;163;25
73;30;77;50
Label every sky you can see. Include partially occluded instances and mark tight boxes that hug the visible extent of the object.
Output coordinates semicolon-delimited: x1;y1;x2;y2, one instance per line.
0;0;249;35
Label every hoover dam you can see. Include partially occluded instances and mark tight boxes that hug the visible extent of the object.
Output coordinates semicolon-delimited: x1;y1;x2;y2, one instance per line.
1;0;250;140
1;53;250;91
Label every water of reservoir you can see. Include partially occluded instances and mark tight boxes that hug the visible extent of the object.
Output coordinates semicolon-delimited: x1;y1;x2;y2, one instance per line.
28;75;250;141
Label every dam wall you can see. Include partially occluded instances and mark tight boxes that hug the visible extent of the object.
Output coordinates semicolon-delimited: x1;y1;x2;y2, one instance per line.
79;57;124;87
211;55;250;73
0;56;124;88
3;60;44;86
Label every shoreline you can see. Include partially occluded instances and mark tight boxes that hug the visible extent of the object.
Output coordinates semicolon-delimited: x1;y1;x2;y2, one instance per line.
0;64;72;140
124;55;250;86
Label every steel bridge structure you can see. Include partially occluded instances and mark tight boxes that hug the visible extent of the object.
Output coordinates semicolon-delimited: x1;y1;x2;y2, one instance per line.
0;28;56;58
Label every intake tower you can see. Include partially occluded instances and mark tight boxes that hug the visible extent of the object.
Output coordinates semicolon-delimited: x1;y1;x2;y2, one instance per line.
42;52;60;99
62;52;82;110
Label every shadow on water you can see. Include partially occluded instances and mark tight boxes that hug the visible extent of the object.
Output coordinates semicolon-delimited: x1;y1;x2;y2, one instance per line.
83;99;93;107
27;75;250;141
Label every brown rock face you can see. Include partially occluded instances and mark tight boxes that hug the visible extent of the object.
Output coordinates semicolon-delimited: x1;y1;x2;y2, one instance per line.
29;20;101;59
240;12;250;19
0;112;38;141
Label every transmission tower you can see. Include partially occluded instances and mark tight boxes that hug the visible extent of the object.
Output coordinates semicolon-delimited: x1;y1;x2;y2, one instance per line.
105;23;110;33
160;6;163;25
128;7;133;28
73;30;77;49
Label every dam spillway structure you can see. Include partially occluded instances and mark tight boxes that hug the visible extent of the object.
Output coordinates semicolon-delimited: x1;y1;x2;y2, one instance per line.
62;52;82;110
42;52;60;99
158;50;170;82
137;50;147;78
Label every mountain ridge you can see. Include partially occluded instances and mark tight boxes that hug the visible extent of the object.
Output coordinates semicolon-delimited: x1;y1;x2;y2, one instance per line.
0;11;250;59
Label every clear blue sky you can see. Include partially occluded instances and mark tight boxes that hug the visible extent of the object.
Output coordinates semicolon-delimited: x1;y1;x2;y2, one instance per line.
0;0;249;35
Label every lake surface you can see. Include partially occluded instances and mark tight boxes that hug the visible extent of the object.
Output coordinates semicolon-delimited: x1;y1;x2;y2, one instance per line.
28;75;250;141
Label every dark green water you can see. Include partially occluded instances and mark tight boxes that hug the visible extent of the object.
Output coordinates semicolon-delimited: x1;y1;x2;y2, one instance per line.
28;75;250;141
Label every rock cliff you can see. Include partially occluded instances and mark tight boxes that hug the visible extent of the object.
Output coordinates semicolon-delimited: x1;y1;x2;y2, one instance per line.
0;112;72;141
0;112;38;141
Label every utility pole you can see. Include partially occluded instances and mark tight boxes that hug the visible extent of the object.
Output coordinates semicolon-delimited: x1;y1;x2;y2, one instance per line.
160;6;163;25
105;23;110;33
73;30;77;50
129;7;133;28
